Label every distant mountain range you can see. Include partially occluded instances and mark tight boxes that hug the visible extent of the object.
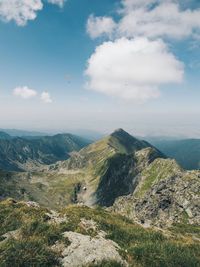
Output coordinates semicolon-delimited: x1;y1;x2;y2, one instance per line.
148;138;200;170
0;132;90;171
0;128;48;137
0;128;104;140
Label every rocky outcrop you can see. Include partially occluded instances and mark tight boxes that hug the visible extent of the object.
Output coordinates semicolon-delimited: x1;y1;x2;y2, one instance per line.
112;159;200;228
59;231;126;267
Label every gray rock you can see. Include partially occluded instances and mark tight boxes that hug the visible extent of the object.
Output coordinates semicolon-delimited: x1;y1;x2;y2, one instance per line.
60;231;127;267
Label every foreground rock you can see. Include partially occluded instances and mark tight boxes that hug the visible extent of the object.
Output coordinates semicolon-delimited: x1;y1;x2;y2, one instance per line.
59;231;126;267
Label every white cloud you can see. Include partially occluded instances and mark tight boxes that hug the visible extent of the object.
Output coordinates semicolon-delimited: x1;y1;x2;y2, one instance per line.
88;1;200;40
13;86;37;99
41;91;52;103
0;0;66;26
0;0;43;26
119;1;200;39
87;15;116;39
85;38;184;101
47;0;66;8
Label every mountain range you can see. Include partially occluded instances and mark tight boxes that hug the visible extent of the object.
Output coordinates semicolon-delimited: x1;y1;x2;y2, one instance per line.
149;138;200;170
0;133;90;171
0;128;199;267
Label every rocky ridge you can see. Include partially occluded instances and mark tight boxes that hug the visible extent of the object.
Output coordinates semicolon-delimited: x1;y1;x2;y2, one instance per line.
112;158;200;228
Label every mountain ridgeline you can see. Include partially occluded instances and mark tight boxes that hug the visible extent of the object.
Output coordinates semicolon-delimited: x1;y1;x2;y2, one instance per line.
0;132;90;171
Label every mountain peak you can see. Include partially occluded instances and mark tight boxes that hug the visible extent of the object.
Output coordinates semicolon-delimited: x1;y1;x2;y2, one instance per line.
109;128;149;154
112;128;128;134
111;128;135;139
112;128;126;133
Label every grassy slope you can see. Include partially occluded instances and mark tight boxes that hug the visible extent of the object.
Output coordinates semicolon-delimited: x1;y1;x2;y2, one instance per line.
0;200;200;267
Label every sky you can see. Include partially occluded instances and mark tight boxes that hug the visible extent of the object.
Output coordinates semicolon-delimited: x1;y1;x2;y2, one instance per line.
0;0;200;137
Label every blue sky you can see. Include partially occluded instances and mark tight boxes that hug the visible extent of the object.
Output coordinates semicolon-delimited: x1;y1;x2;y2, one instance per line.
0;0;200;137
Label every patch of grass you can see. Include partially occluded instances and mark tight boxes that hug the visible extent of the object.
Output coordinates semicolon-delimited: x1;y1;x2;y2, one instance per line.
0;199;48;236
0;238;59;267
21;220;66;246
171;223;200;236
0;199;68;266
130;241;200;267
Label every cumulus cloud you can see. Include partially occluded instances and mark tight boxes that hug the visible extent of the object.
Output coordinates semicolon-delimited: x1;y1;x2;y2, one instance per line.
41;91;52;103
87;15;116;39
0;0;66;26
85;38;184;101
13;86;37;99
88;0;200;40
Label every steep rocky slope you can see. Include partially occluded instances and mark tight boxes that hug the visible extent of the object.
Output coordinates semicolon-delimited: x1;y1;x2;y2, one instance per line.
0;133;90;171
112;158;200;228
